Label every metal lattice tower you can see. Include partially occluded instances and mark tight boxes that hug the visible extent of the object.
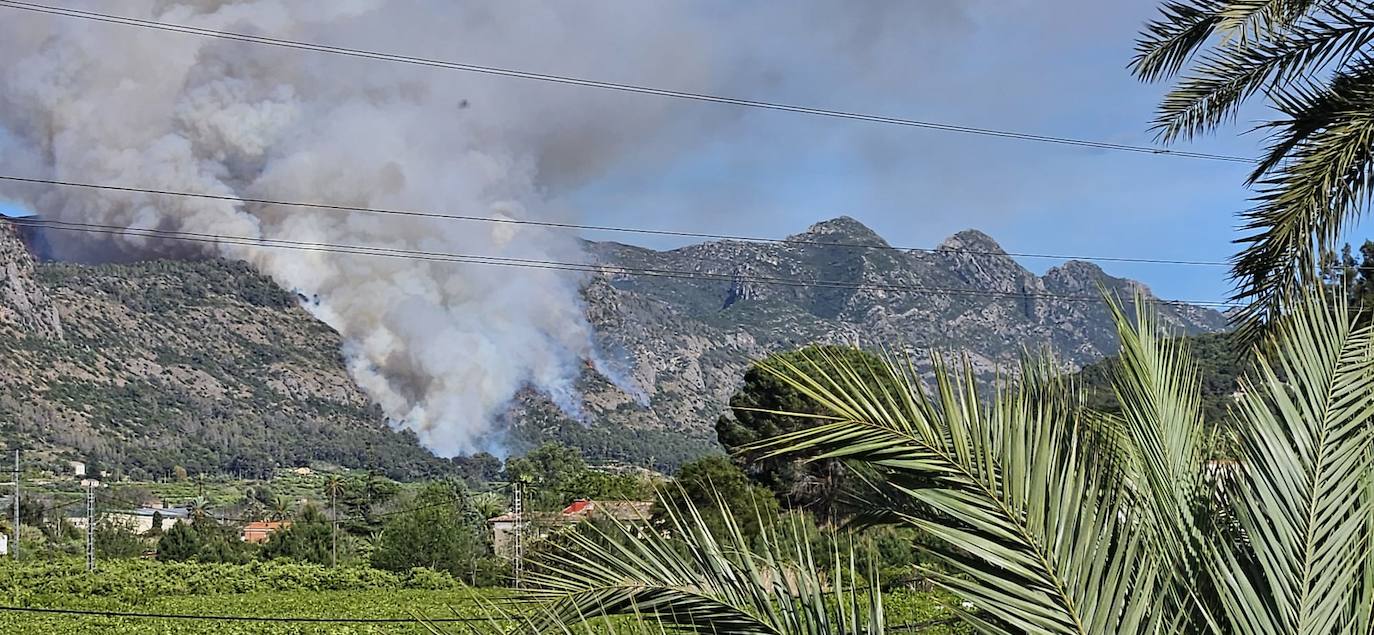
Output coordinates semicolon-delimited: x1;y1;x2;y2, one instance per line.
84;482;95;572
512;480;524;588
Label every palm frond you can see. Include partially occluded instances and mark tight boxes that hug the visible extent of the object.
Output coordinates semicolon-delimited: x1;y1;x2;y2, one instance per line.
1216;0;1333;42
518;491;886;634
1209;288;1374;635
1135;1;1374;345
1132;0;1228;81
746;347;1169;635
1229;57;1374;343
1100;291;1219;629
1152;5;1374;142
1132;0;1338;84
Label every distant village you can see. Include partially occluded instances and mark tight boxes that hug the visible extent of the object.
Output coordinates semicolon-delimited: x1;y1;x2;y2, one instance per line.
2;459;655;560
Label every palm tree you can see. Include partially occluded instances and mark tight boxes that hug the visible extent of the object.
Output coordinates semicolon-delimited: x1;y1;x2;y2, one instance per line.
322;474;345;567
1131;1;1374;340
268;495;293;522
187;496;212;525
471;491;507;521
506;289;1374;634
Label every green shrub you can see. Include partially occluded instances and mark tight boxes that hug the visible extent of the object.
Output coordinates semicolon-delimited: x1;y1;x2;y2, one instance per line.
259;506;331;565
403;567;456;590
94;521;148;559
156;520;253;564
370;483;487;576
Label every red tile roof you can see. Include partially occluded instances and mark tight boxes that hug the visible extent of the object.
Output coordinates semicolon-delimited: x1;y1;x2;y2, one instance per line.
561;500;593;515
241;521;289;543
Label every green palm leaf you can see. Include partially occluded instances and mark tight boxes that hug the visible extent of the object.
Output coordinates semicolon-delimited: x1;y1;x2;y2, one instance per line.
1209;288;1374;635
1216;1;1335;41
517;493;887;634
1104;294;1212;512
1151;6;1374;142
1097;293;1216;629
746;346;1168;635
1132;1;1227;81
1133;1;1374;341
1230;58;1374;341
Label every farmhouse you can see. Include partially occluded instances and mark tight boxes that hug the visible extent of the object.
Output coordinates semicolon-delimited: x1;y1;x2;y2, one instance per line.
488;499;653;558
242;521;290;543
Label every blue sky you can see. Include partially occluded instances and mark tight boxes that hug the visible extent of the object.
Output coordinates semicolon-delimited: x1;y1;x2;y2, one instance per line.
559;0;1265;305
0;1;1281;306
0;201;31;217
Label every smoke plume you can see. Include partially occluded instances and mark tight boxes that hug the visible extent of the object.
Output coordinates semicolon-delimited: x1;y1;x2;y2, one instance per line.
0;1;967;455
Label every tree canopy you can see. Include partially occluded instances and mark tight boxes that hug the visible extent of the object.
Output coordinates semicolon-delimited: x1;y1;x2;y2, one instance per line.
369;482;487;577
259;505;332;565
716;345;899;523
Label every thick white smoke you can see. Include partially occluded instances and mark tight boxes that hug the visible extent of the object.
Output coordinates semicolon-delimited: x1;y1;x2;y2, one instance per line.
0;1;969;455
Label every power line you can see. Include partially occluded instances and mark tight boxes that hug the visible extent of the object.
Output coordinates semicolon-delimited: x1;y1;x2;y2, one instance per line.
9;218;1242;309
0;604;945;629
33;498;85;516
0;174;1232;267
0;1;1257;165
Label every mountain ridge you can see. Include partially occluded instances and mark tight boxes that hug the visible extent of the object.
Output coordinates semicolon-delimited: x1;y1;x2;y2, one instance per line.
0;216;1228;473
513;217;1227;465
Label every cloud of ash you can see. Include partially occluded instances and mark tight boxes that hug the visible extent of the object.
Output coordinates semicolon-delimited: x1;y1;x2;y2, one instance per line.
0;0;968;455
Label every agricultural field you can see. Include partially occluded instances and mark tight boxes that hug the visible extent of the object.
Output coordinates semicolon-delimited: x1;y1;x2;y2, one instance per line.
1;589;494;634
0;559;965;634
0;559;502;634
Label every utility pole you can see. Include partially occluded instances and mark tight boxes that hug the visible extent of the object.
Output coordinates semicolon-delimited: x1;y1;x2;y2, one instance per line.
11;450;18;561
512;480;524;589
330;487;337;568
85;480;95;572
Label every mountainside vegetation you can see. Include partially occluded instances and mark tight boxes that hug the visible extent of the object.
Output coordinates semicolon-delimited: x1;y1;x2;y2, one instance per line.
0;222;456;480
1;217;1230;476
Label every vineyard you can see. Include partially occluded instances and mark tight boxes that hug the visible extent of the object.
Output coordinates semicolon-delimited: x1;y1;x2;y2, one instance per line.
0;558;963;634
0;559;499;634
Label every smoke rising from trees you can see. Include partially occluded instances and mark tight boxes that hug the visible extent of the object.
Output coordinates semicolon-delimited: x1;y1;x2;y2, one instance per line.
0;0;966;455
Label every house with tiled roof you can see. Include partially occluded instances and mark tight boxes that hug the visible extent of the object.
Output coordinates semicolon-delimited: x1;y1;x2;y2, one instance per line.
488;499;654;558
242;520;290;543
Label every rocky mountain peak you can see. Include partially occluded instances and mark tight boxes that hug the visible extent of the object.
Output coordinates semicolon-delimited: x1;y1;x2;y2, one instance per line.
938;229;1007;255
1043;259;1126;294
790;216;889;247
1049;259;1106;278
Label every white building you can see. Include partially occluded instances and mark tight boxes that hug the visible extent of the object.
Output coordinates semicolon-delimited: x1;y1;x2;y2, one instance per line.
70;506;190;533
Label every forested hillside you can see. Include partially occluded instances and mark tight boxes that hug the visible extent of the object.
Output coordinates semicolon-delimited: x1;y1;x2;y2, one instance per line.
0;222;455;480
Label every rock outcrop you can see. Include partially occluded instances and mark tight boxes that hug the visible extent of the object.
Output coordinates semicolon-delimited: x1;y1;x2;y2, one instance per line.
0;223;62;339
